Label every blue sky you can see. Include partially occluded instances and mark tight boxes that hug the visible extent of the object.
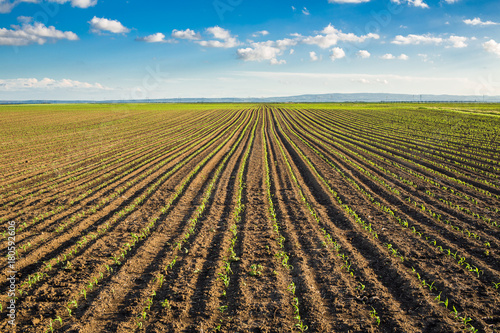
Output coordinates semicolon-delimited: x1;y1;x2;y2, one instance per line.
0;0;499;100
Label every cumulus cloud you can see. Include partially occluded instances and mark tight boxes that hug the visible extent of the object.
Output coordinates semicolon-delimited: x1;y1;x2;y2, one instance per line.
0;0;17;14
237;43;281;63
197;26;239;48
236;39;293;64
302;7;310;15
206;26;231;40
381;53;408;60
391;0;429;8
135;33;167;43
301;24;379;49
392;34;443;45
411;0;429;8
275;38;297;49
171;28;201;40
170;26;239;48
483;39;500;57
0;78;108;90
197;38;239;48
0;21;78;46
252;30;269;37
330;47;345;61
463;18;498;26
357;50;370;58
55;0;97;8
448;36;467;48
270;58;286;65
392;33;468;48
89;17;130;34
16;16;33;23
381;53;395;59
235;24;376;64
0;0;96;13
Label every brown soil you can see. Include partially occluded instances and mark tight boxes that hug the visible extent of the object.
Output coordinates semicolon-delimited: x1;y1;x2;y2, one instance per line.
1;104;499;333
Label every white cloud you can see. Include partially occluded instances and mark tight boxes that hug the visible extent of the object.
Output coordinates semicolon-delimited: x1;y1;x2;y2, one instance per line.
0;21;78;46
206;26;231;40
237;41;284;64
252;30;269;37
54;0;97;8
275;38;298;49
170;26;239;48
302;24;379;49
483;39;500;57
0;78;108;90
270;58;286;65
448;36;467;48
302;7;310;15
310;51;319;61
237;42;279;61
235;36;297;64
0;0;96;13
291;5;296;11
391;0;429;8
330;47;345;61
443;0;459;3
17;16;33;24
353;78;370;84
289;49;295;55
357;50;370;58
392;34;443;45
392;33;467;48
0;0;17;14
411;0;429;8
197;38;239;48
381;53;408;60
463;18;498;26
328;0;370;3
89;17;130;34
171;29;201;40
135;33;167;43
197;26;239;48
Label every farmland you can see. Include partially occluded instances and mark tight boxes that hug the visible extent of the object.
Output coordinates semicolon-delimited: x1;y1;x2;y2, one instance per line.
1;103;500;332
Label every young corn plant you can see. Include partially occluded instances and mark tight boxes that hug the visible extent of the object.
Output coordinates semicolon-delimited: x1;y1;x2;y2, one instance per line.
370;307;381;326
161;299;171;309
248;264;263;277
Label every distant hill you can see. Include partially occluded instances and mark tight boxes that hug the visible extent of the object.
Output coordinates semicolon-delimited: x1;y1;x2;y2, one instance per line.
2;93;500;104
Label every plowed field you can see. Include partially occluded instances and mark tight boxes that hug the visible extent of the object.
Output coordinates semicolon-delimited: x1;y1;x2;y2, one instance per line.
1;103;500;332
